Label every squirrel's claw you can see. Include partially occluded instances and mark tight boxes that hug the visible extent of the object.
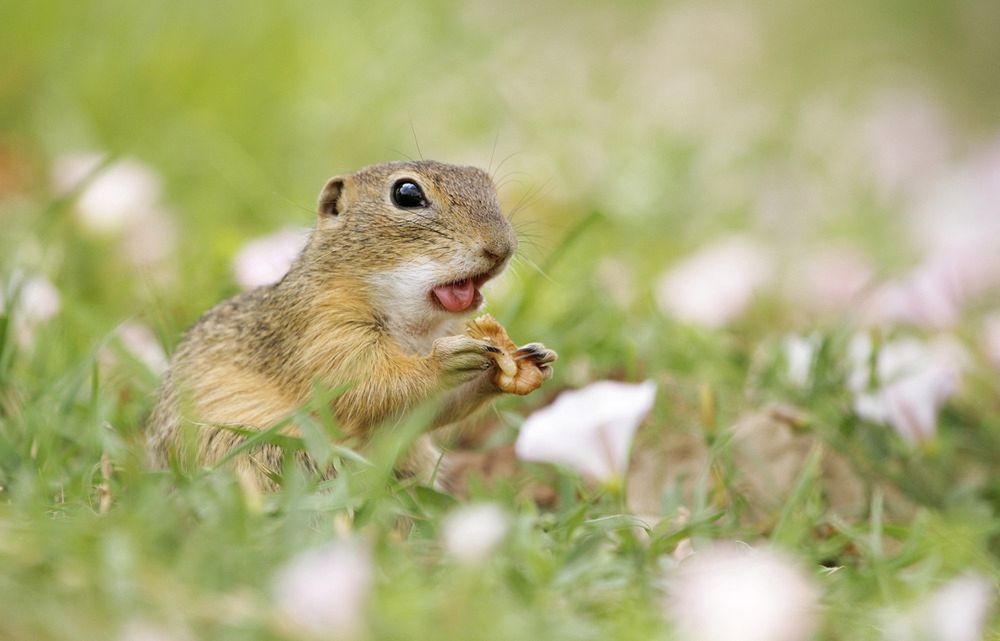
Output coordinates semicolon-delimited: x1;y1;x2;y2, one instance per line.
514;343;558;365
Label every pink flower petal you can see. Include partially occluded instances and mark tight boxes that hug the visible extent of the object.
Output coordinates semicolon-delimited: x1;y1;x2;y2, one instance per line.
232;228;310;290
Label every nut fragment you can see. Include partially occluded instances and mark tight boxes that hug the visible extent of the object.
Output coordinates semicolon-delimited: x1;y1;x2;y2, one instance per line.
466;315;518;376
466;314;546;395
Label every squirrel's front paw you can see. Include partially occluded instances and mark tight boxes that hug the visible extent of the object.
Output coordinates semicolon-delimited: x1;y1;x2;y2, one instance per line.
431;335;499;385
464;315;557;396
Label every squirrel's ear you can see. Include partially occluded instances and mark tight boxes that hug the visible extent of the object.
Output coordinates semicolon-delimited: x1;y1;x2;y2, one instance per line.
318;176;345;216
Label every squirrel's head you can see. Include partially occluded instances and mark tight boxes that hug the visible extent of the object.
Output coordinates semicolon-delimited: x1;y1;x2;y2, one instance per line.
307;160;517;331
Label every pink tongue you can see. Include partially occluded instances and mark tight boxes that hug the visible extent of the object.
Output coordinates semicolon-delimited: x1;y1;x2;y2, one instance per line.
433;279;476;312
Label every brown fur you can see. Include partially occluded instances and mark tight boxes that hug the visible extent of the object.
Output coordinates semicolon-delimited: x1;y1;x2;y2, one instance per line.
148;160;553;486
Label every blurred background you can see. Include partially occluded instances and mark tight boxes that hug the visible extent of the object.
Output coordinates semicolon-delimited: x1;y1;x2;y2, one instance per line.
3;0;1000;345
2;1;1000;639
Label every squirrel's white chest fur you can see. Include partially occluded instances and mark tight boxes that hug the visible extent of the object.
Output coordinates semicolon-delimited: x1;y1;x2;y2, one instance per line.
367;257;478;355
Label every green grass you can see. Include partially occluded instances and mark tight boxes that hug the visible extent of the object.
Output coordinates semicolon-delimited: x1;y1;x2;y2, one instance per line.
2;1;1000;639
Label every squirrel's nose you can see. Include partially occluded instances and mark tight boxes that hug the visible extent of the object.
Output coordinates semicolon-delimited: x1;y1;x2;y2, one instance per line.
480;225;517;267
482;249;505;271
482;238;514;267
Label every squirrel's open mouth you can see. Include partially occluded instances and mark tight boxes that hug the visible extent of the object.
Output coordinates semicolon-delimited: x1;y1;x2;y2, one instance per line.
430;267;500;313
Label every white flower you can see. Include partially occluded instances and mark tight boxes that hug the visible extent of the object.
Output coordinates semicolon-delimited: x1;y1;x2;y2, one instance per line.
441;503;510;564
515;380;656;483
926;575;994;641
232;227;310;290
783;334;818;387
655;236;774;327
848;334;966;444
13;274;61;323
53;153;163;234
663;543;819;641
102;321;168;375
272;540;373;639
0;273;62;346
885;574;994;641
52;152;177;275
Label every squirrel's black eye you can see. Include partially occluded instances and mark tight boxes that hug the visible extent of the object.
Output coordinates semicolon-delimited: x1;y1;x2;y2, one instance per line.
391;179;428;208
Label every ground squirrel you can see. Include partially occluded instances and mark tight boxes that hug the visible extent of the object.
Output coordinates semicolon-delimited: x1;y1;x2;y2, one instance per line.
147;160;557;486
